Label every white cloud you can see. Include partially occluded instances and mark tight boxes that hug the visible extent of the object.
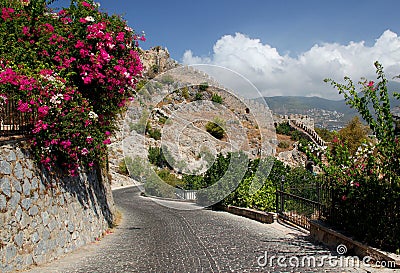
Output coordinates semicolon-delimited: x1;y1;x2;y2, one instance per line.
182;30;400;100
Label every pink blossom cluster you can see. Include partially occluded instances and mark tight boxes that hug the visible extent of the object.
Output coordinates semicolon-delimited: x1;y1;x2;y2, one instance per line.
0;0;144;175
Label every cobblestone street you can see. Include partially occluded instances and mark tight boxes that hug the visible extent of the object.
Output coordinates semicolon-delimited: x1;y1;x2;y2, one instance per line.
25;186;367;272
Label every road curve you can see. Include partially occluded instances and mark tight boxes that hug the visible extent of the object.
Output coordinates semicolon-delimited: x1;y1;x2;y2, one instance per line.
25;186;365;272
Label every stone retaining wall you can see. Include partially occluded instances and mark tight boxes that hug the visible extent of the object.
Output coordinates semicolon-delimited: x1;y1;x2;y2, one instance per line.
0;140;115;272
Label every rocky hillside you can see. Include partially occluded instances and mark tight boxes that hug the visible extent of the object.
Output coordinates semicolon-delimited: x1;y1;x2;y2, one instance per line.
108;47;311;187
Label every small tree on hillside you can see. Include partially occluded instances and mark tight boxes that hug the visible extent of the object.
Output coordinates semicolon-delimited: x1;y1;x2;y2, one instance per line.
338;116;370;155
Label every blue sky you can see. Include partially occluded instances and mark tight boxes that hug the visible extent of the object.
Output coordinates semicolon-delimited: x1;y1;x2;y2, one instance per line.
51;0;400;99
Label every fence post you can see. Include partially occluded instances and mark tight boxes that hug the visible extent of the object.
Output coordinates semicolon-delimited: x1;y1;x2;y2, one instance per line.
280;175;285;214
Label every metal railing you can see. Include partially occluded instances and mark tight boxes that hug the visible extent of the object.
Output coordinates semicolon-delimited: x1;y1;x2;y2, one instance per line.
276;176;332;230
0;99;35;137
175;187;197;201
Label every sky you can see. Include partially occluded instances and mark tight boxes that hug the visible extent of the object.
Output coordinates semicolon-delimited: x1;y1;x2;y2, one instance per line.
51;0;400;100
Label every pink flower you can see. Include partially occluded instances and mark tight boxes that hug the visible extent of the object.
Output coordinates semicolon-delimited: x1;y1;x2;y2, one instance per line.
38;105;49;118
79;18;87;23
17;101;31;112
116;32;125;42
1;8;14;21
75;40;85;49
86;136;94;144
105;131;111;136
60;140;72;149
88;162;95;167
367;81;374;87
22;26;30;36
81;148;89;156
58;9;67;16
341;195;347;201
103;139;111;145
41;157;51;164
81;1;92;8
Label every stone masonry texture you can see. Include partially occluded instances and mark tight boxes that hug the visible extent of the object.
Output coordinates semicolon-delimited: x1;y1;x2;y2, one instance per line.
0;140;115;272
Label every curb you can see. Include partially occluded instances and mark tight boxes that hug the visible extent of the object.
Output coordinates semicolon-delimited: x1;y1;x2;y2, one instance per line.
310;220;400;269
222;205;275;224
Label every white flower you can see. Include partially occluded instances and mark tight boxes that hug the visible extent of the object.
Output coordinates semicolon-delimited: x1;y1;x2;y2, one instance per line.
85;16;95;22
124;26;133;32
50;94;63;105
88;111;98;120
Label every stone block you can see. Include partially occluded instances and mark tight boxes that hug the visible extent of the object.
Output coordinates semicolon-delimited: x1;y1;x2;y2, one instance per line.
0;161;12;175
7;150;17;162
11;178;22;193
29;205;39;217
8;192;20;211
5;244;17;262
14;205;22;222
0;195;6;211
20;211;31;229
14;162;23;180
41;211;50;226
0;177;11;197
24;168;33;179
31;232;39;244
21;198;32;211
22;180;31;197
14;231;24;248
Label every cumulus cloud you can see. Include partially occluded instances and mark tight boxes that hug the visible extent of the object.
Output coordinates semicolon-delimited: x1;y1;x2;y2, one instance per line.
182;31;400;100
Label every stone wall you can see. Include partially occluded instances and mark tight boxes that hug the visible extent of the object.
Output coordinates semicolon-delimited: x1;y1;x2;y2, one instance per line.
0;140;115;272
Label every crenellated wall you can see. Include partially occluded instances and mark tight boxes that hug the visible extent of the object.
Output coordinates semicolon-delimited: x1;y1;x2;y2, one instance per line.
0;140;115;272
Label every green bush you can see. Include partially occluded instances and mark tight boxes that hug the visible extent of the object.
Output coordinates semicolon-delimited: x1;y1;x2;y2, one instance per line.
147;126;161;140
195;92;203;101
148;146;170;168
181;87;189;99
118;159;129;175
321;62;400;252
211;93;223;104
278;141;290;149
160;74;175;84
199;82;209;91
205;117;225;140
276;122;292;135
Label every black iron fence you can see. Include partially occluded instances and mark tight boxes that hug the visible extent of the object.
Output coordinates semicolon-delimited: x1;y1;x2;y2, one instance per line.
276;176;333;230
0;99;35;137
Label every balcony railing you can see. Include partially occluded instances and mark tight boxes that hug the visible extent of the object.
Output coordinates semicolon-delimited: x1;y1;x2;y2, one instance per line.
0;99;35;137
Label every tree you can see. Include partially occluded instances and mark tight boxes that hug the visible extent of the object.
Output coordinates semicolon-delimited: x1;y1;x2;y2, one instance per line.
338;116;370;155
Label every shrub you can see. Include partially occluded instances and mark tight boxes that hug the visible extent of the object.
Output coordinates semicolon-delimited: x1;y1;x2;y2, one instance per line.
211;93;223;104
278;141;289;149
321;62;400;252
118;159;128;175
147;126;161;140
195;92;203;101
181;86;189;99
205;117;225;140
276;122;291;135
199;82;209;91
160;74;174;84
0;0;145;175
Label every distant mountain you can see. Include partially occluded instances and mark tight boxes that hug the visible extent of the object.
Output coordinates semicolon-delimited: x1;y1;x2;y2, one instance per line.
259;81;400;130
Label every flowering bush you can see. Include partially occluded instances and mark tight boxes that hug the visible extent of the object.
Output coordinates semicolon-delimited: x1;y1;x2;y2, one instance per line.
314;62;400;252
0;0;144;174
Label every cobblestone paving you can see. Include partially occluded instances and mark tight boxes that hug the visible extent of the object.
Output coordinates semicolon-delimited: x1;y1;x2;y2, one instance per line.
25;186;369;273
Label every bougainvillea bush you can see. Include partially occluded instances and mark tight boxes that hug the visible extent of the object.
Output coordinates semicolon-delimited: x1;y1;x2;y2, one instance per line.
312;62;400;252
0;0;144;175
